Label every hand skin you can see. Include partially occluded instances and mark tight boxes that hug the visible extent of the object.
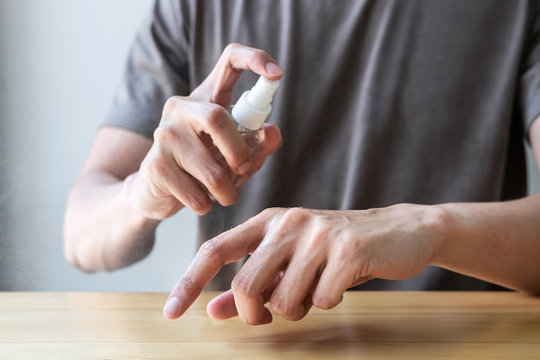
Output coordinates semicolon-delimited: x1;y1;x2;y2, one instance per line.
63;44;283;272
163;118;540;326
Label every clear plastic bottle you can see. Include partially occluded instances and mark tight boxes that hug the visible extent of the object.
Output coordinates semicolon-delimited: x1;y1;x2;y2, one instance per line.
213;76;280;187
232;75;280;155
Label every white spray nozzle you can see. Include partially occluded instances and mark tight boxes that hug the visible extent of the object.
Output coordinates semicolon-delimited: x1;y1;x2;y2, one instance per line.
232;76;280;130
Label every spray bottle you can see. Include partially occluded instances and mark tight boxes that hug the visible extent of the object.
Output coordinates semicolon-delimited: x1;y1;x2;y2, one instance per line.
211;75;280;190
231;75;280;158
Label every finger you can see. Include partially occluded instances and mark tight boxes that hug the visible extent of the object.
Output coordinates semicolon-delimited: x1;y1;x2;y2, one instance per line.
159;167;211;216
258;123;283;155
269;250;325;321
165;127;240;207
164;98;252;175
207;289;237;320
207;272;283;320
163;210;276;319
140;144;212;216
203;43;283;106
311;257;366;310
231;231;292;325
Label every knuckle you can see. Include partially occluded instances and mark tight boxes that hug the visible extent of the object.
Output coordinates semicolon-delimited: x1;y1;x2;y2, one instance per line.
145;158;168;179
259;207;281;217
153;124;178;144
203;166;230;190
245;207;281;227
198;238;224;266
153;126;167;143
175;275;197;295
312;218;330;236
253;48;269;60
284;207;311;221
202;104;229;132
364;207;379;217
270;297;304;321
278;207;311;229
306;219;331;248
187;194;211;214
269;296;286;314
163;96;181;117
224;42;240;55
231;151;250;170
231;273;256;299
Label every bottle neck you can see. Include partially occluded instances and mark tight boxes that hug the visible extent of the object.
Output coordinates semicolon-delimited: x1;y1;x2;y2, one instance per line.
228;105;261;132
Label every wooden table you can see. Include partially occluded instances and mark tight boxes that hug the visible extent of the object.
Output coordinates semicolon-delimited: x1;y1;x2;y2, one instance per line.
1;291;539;359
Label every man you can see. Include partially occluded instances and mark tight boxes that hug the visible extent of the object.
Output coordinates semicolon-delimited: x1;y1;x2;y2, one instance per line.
64;0;540;326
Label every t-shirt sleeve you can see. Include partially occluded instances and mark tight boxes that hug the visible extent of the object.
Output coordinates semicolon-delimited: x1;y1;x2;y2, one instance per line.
102;0;190;140
520;5;540;139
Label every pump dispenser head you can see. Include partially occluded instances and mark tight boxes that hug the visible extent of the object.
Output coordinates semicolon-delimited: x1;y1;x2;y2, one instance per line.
232;75;280;130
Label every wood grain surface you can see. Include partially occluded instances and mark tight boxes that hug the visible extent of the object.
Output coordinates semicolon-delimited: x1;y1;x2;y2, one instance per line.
0;291;539;359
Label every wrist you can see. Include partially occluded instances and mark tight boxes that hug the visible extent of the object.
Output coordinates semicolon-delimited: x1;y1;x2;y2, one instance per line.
423;203;458;267
380;203;453;268
120;173;162;227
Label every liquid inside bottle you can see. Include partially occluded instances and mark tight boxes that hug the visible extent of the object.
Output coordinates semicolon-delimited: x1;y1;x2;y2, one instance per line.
211;119;265;188
238;125;265;158
209;75;279;198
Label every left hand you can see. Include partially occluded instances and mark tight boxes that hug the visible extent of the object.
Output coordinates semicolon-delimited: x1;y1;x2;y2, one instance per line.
163;204;447;325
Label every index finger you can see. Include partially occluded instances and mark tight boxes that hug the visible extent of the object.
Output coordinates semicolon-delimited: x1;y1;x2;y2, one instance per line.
193;43;283;107
162;209;276;319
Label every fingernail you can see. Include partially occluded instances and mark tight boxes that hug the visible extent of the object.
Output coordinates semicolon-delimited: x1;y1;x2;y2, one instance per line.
163;296;180;318
265;62;282;77
237;161;251;174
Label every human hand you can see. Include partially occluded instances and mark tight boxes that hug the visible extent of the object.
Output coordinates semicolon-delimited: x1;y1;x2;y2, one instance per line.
123;44;283;220
163;205;447;325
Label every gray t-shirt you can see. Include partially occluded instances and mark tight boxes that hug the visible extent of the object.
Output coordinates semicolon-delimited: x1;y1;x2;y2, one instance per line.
104;0;540;291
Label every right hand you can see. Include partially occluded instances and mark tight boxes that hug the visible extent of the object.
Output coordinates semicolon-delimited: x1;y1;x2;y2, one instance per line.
123;44;283;220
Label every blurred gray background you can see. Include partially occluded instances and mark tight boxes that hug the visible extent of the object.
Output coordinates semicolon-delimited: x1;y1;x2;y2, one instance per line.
0;1;539;292
0;0;197;291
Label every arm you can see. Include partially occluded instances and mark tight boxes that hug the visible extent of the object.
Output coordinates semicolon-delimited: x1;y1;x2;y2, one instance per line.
433;117;540;293
63;128;159;271
163;118;540;325
63;44;283;272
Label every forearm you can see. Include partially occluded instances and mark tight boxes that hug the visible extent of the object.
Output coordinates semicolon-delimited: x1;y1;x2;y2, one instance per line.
63;172;161;272
432;194;540;294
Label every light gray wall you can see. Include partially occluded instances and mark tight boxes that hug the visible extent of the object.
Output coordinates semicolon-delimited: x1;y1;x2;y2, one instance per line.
0;0;197;291
0;1;539;292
